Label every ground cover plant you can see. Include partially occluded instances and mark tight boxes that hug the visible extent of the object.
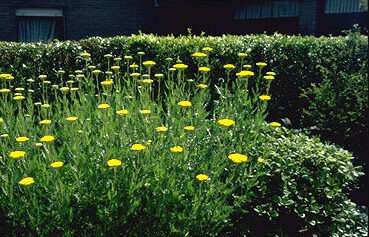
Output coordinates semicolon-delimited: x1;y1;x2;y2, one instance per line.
0;49;366;236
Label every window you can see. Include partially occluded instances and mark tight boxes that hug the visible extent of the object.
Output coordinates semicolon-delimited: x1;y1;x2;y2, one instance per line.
325;0;367;14
16;8;64;42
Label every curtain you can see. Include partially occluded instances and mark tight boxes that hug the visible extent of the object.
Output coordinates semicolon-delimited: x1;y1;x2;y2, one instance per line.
235;1;299;20
325;0;366;14
18;19;56;42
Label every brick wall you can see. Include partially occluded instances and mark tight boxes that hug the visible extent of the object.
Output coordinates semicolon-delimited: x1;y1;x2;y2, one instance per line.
0;0;158;42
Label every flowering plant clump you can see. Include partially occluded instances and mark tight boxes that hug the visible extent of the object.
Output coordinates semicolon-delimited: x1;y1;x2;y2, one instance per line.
0;46;364;237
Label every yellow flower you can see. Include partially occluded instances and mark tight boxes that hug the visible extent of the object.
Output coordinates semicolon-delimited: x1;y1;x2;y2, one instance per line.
256;62;267;68
173;63;188;70
156;126;168;132
196;174;209;181
92;69;102;75
154;73;164;78
270;122;281;127
131;144;146;151
98;103;110;109
16;136;29;142
51;161;64;168
192;52;207;57
130;63;139;69
257;157;265;163
0;117;3;123
66;116;78;122
218;119;235;127
107;159;122;167
202;47;213;51
197;84;208;89
170;146;183;153
198;67;211;72
40;135;55;142
237;52;247;57
35;143;43;147
236;71;254;77
116;109;128;116
259;95;271;101
38;75;47;79
142;79;153;84
266;72;276;76
39;119;51;125
15;88;25;91
264;75;275;80
111;66;120;70
228;153;248;163
80;52;91;58
143;61;156;67
0;88;11;93
223;64;235;70
114;57;122;62
41;103;51;108
140;109;151;114
104;54;113;58
9;151;26;159
101;80;114;85
178;100;192;107
60;87;70;92
124;55;133;60
18;177;34;186
0;73;13;79
184;126;195;131
71;87;79;91
130;73;141;77
137;51;145;56
243;64;252;69
13;95;25;100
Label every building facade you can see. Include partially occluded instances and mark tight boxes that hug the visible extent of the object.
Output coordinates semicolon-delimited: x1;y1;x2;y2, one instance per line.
0;0;367;42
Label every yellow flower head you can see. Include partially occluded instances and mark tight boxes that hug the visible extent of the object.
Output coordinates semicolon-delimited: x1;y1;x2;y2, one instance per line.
13;95;25;100
130;72;141;77
143;61;156;67
60;87;70;92
10;151;26;159
228;153;248;163
266;72;276;76
202;47;213;51
16;136;29;142
111;66;120;70
80;52;91;58
256;62;267;68
154;73;164;78
114;57;122;62
131;143;146;151
257;157;265;163
196;174;209;181
173;64;188;70
192;52;207;57
66;116;78;122
51;161;64;168
35;143;43;147
178;100;192;107
15;87;25;91
264;75;275;80
270;122;281;127
40;135;55;142
184;126;195;131
237;52;247;57
130;63;138;69
197;84;208;89
19;177;34;186
0;73;14;80
218;118;235;127
156;126;168;132
92;69;102;75
98;103;110;109
0;88;11;93
140;109;151;114
41;103;51;108
0;117;3;123
124;55;133;60
104;54;113;58
38;75;47;80
198;67;211;72
88;66;96;70
107;159;122;167
259;95;271;101
39;119;51;125
223;64;236;70
116;109;128;116
142;79;153;84
170;146;183;153
236;70;254;77
101;80;114;85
